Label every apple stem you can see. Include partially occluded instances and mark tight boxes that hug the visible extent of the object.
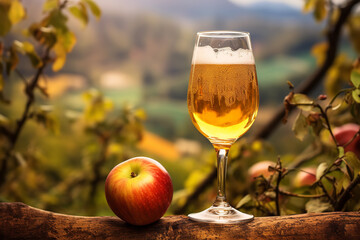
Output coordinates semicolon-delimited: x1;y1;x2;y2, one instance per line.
131;172;137;178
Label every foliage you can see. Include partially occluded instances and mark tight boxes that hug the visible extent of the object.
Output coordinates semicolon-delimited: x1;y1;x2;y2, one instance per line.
172;0;360;216
0;0;144;215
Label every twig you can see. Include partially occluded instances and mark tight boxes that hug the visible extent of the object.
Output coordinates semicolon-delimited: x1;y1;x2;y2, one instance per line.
343;130;360;148
317;104;339;147
275;156;282;216
0;46;51;189
279;189;325;198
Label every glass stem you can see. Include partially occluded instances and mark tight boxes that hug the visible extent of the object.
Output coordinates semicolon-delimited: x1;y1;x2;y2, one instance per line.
213;146;230;208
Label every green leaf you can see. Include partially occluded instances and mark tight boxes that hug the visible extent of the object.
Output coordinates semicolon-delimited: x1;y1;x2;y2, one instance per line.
290;93;317;112
352;89;360;103
292;111;308;141
335;177;344;196
290;93;313;105
307;113;323;136
342;174;351;189
236;194;252;209
83;0;101;20
345;152;360;178
314;0;327;22
69;3;88;26
0;2;12;36
351;70;360;88
60;30;76;52
47;9;68;32
8;0;25;24
14;41;42;68
338;146;345;158
43;0;59;12
305;199;333;213
316;162;328;181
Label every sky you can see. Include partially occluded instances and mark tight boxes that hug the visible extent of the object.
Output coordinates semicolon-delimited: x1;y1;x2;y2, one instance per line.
229;0;346;9
229;0;304;9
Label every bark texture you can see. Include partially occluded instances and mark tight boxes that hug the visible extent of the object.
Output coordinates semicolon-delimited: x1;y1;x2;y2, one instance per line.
0;202;360;239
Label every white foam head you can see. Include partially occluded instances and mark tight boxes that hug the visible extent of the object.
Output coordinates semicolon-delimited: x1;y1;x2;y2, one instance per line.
192;46;255;65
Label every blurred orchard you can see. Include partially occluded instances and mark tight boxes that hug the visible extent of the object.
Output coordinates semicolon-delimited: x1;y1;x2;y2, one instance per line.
0;0;360;216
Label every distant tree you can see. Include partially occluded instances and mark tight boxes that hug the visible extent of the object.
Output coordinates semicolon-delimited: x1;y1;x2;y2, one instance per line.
0;0;101;189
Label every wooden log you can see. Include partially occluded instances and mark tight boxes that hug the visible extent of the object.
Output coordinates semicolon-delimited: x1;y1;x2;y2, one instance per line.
0;202;359;240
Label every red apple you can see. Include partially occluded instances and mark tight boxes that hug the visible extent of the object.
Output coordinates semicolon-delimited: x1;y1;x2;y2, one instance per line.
333;123;360;158
294;167;316;187
248;161;275;181
105;157;173;226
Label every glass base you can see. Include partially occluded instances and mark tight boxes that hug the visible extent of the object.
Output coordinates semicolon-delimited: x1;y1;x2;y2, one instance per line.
188;205;254;224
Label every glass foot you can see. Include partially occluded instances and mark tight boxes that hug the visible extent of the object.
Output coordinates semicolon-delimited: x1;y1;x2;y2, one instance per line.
188;205;254;224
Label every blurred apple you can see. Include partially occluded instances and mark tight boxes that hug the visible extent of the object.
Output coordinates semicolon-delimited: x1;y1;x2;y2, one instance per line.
333;123;360;158
105;157;173;226
248;161;275;181
294;167;316;187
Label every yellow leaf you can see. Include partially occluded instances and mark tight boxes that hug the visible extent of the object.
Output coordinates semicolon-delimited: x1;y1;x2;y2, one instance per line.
107;143;123;156
135;109;146;120
185;170;205;191
0;72;3;91
303;0;316;13
84;0;101;20
311;42;328;65
314;0;326;22
62;31;76;52
0;58;3;91
43;0;59;12
8;0;25;24
103;99;114;111
51;30;76;71
52;42;66;72
0;113;9;126
69;3;88;27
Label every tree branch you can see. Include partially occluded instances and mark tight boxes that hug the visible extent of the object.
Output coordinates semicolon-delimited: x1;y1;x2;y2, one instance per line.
2;202;360;239
0;46;51;189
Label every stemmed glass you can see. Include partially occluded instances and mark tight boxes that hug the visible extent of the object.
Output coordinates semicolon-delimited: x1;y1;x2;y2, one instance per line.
187;31;259;223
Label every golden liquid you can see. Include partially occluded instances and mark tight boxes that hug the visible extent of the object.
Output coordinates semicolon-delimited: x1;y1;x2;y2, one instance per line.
187;64;259;145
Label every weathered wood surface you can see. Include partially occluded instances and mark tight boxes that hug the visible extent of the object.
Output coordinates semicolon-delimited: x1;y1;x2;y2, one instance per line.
0;202;359;240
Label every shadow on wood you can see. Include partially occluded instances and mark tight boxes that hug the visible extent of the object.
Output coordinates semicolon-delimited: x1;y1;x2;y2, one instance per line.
0;202;359;239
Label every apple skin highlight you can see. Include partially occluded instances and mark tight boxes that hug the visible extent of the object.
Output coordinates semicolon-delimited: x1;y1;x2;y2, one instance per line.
105;157;173;226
